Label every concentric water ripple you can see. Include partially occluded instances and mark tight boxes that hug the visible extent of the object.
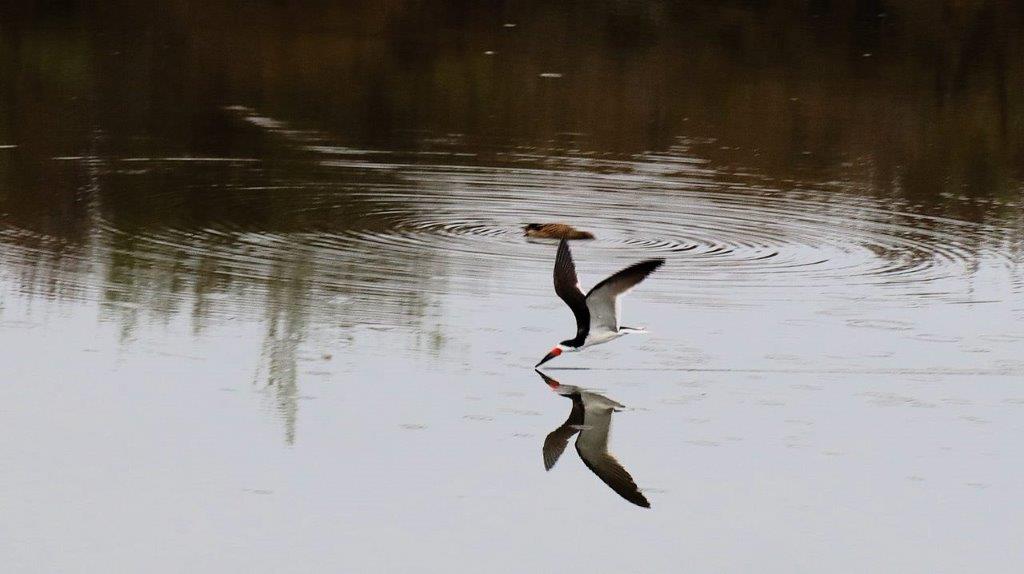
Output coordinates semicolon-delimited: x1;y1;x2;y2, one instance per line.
1;115;1020;329
309;153;1019;300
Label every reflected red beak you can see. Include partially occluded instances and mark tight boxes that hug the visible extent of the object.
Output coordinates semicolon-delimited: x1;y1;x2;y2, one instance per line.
535;347;562;367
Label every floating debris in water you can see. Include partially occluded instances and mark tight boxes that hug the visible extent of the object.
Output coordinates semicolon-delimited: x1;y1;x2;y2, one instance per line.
539;72;563;78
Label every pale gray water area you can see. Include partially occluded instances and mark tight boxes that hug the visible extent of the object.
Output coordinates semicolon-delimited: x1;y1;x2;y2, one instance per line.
2;3;1024;573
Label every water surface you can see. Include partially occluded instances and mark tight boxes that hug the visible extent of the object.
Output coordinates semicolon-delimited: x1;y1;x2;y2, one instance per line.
2;3;1023;572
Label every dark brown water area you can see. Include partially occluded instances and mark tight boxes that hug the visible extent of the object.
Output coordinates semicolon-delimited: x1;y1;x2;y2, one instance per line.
1;2;1023;572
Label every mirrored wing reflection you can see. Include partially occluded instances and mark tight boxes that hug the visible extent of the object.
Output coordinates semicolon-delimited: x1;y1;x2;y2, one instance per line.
536;370;650;509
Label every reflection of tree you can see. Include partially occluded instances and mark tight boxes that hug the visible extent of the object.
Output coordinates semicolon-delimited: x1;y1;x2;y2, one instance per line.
253;256;311;446
0;1;1022;444
4;1;1023;226
1;0;1021;315
122;0;1021;205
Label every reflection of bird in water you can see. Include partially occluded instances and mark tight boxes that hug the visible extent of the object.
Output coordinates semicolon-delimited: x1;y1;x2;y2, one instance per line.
538;370;650;508
536;239;664;367
523;223;595;240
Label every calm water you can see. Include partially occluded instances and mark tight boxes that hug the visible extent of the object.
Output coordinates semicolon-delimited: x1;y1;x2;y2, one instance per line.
2;3;1024;572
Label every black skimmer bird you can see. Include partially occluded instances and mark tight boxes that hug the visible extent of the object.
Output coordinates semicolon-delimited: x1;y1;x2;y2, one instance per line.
523;223;595;240
535;239;664;367
538;370;650;508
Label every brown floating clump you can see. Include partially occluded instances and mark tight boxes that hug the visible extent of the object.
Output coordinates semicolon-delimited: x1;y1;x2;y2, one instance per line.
523;223;595;240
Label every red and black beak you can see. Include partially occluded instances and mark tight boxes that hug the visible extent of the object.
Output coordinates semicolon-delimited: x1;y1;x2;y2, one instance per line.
535;347;562;367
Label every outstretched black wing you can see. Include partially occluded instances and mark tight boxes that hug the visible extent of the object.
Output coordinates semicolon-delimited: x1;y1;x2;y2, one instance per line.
553;239;590;344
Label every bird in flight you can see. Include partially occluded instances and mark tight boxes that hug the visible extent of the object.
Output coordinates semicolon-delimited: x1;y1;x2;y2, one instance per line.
536;239;664;367
538;370;650;508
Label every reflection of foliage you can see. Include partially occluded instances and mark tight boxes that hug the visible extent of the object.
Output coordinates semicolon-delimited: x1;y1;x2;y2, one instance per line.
1;1;1020;309
253;256;311;446
2;1;1022;220
132;0;1021;205
0;0;1020;320
0;1;1020;445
